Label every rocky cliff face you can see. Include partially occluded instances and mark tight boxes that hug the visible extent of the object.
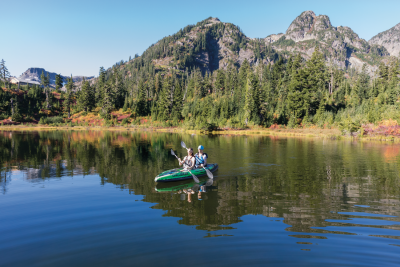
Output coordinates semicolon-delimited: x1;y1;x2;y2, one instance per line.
369;23;400;57
266;11;389;73
18;68;94;88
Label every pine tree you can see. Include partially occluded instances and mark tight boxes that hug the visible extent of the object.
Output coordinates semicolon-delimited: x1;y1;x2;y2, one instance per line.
102;83;114;119
287;54;308;119
353;64;370;103
243;72;259;124
40;71;51;108
12;99;22;122
215;70;225;96
157;77;173;121
64;75;75;118
0;59;11;88
171;80;183;120
136;79;147;116
194;70;204;98
78;78;94;112
113;72;125;109
303;47;327;115
122;95;128;112
55;74;64;90
96;67;106;104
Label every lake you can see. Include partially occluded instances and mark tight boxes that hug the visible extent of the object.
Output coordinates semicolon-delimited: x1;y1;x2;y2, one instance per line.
1;130;400;266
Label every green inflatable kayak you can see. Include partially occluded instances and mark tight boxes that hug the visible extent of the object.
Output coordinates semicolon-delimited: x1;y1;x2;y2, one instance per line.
154;163;218;182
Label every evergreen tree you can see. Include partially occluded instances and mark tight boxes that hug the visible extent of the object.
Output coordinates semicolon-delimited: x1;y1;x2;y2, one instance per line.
40;71;51;108
287;54;308;119
78;78;94;112
303;47;327;115
64;75;75;118
243;72;259;124
215;70;225;96
11;99;22;122
113;71;125;109
102;83;114;119
171;80;183;120
55;74;64;90
157;77;173;120
136;79;147;116
96;67;106;104
193;70;204;98
353;64;370;103
0;59;11;88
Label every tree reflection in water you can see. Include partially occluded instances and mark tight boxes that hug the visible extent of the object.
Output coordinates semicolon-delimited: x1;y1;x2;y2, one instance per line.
1;130;400;235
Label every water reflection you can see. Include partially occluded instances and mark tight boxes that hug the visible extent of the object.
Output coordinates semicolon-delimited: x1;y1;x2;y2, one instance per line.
1;130;400;244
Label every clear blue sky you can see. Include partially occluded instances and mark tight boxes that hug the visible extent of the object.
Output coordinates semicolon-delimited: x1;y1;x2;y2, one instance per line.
2;0;400;77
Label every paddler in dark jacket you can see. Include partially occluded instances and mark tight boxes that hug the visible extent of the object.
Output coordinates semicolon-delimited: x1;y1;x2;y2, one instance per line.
194;145;208;168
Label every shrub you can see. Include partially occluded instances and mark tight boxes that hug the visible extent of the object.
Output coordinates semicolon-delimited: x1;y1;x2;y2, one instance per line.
47;116;64;124
121;118;129;125
38;116;64;125
338;117;361;135
287;116;297;129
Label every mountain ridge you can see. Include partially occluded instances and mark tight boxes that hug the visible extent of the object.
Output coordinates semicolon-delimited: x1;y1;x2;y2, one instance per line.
18;67;94;88
369;22;400;58
109;11;399;82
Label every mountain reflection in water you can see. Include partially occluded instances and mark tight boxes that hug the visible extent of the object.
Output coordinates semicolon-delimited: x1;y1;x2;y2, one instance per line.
1;130;400;266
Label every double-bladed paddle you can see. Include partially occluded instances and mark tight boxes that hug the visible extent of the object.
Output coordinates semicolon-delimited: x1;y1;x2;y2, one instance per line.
171;149;199;183
180;141;213;179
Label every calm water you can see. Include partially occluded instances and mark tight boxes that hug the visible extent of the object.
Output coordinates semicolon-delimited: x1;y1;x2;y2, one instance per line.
1;130;400;266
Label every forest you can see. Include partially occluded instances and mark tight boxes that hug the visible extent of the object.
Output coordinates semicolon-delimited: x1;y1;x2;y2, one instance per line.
1;45;400;133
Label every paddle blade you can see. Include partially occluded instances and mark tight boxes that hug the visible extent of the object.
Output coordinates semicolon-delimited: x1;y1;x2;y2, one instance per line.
181;141;187;149
171;149;176;156
205;179;214;186
204;168;213;179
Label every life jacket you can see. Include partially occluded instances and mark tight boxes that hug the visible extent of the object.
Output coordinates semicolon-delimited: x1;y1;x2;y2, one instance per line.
195;152;208;166
183;156;194;169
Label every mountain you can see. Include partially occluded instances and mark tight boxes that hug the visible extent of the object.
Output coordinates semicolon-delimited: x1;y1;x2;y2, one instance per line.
18;68;94;88
265;11;390;73
369;23;400;58
112;11;394;79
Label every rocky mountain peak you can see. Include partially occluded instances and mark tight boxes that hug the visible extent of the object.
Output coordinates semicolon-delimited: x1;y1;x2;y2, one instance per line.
286;10;316;41
285;11;334;42
369;22;400;57
314;15;332;31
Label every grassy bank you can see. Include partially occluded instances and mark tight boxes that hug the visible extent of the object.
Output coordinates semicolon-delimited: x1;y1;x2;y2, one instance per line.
2;123;400;143
3;109;400;142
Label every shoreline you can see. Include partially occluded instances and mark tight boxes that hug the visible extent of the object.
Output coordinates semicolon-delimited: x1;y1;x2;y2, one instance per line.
1;125;400;143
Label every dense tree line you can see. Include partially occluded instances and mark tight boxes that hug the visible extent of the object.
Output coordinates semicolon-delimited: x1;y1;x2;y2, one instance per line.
1;47;400;131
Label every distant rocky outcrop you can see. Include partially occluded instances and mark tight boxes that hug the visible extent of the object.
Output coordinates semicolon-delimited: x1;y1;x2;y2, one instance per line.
266;11;389;73
369;23;400;58
18;68;94;88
